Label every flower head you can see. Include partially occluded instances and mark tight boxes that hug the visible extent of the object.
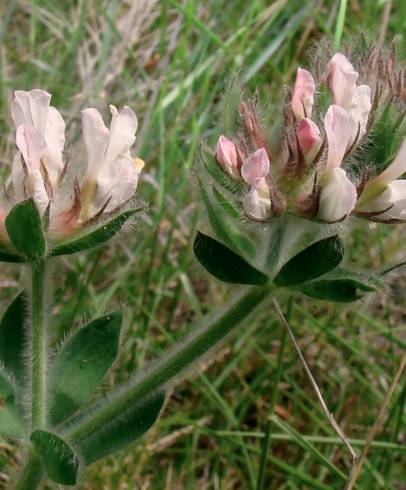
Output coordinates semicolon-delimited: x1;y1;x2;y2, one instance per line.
1;89;144;250
208;46;406;227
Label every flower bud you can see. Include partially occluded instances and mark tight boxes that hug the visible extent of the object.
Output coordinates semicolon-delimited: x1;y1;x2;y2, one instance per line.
318;167;357;222
241;148;270;186
215;135;239;179
296;118;322;163
291;68;315;120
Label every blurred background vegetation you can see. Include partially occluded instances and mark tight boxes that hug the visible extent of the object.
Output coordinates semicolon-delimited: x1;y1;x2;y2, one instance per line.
0;0;405;488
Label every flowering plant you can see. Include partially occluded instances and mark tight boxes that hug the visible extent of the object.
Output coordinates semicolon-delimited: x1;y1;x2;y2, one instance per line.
0;89;270;489
194;46;406;302
1;45;406;488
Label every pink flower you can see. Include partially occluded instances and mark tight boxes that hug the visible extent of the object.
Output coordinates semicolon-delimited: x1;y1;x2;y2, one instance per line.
296;118;322;163
216;135;239;179
291;68;315;120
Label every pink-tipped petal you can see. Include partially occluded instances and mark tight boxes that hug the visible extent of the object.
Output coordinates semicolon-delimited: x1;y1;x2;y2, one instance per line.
216;135;238;177
291;68;316;120
16;124;47;172
327;53;358;110
296;118;322;162
318;167;357;222
324;105;355;170
241;148;270;187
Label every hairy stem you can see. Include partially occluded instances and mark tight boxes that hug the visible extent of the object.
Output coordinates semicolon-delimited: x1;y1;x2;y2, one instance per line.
62;286;271;445
30;259;48;430
14;451;43;490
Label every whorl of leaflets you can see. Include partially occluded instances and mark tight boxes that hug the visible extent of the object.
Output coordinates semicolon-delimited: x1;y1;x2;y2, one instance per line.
215;51;406;224
0;90;144;255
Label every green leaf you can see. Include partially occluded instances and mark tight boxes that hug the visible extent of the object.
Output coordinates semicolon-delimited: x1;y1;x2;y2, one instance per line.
31;430;79;485
72;392;165;465
0;292;26;386
294;268;383;303
5;199;46;259
0;245;24;263
198;178;256;257
61;287;269;461
51;209;140;256
193;231;268;285
263;214;337;278
273;235;344;287
0;373;24;437
49;310;122;425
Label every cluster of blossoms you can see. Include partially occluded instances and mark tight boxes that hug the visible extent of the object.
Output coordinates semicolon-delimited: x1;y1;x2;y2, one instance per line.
1;90;144;245
215;50;406;224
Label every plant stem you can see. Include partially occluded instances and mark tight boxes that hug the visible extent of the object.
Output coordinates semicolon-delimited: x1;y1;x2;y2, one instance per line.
14;451;43;490
62;286;271;445
30;259;47;430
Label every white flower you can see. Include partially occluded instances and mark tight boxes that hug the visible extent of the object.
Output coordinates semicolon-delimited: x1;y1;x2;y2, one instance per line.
11;89;65;186
356;137;406;220
327;53;372;144
317;105;357;222
241;148;272;220
81;105;144;214
10;89;66;213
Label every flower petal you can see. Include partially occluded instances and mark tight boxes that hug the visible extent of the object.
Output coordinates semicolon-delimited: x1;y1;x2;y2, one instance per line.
11;152;25;201
373;135;406;186
291;68;315;119
44;106;65;174
327;53;358;109
16;124;47;172
96;153;143;211
357;180;406;219
103;105;138;168
349;84;371;142
318;167;357;222
324;105;355;169
216;135;239;178
241;148;270;186
11;90;51;135
243;181;271;221
29;169;50;214
81;108;110;175
296;118;322;162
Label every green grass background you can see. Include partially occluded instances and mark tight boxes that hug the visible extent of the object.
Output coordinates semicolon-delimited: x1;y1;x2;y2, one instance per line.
0;0;405;488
